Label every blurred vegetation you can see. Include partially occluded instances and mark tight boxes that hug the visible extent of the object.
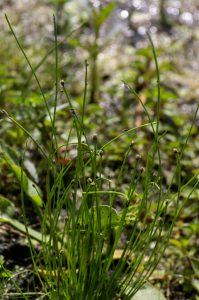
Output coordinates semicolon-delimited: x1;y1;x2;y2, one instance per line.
1;0;199;299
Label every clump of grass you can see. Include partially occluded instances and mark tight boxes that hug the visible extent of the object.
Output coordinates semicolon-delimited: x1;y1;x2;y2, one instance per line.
1;13;199;300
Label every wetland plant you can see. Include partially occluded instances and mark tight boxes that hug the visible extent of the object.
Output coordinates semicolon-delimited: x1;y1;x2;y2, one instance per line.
1;14;199;300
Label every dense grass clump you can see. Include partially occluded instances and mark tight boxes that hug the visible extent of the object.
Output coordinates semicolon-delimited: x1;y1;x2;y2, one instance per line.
1;13;199;300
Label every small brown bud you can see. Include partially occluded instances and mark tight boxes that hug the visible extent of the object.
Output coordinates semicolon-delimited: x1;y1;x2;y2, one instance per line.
173;148;179;154
99;150;104;156
139;167;144;173
61;89;63;92
52;159;56;164
165;199;169;206
71;179;75;184
60;80;65;87
32;183;36;188
92;133;97;141
135;154;141;161
130;141;135;147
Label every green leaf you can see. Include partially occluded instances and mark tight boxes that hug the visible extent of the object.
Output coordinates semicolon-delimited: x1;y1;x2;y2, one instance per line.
0;196;15;219
94;2;118;32
190;257;199;277
91;205;121;231
118;202;140;224
0;197;43;243
0;139;19;166
130;283;167;300
68;39;86;49
90;205;135;232
192;279;199;293
0;139;42;207
169;238;182;249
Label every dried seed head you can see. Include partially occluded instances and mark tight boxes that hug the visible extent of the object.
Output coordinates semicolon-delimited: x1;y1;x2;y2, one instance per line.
109;180;112;183
92;133;97;141
139;167;144;173
165;199;169;206
173;148;179;154
60;79;65;87
52;158;56;164
135;154;141;161
32;183;36;188
71;179;75;184
130;141;135;147
90;182;95;187
87;178;92;183
99;150;104;156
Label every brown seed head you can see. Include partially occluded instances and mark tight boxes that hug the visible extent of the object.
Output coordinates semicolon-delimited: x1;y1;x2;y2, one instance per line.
135;154;141;161
139;167;144;173
93;133;97;141
99;150;104;156
60;80;65;87
173;148;179;154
